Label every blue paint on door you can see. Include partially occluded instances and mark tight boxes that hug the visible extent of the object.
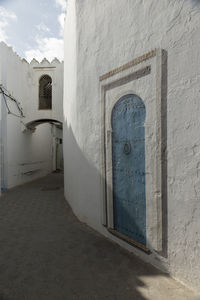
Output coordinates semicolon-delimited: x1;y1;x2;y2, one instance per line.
111;94;146;245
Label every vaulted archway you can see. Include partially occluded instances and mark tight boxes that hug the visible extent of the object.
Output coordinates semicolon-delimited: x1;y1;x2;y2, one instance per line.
26;118;62;131
25;119;63;172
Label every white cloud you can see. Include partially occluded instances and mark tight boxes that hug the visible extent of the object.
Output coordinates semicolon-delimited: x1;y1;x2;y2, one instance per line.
0;20;8;42
25;36;64;62
55;0;67;36
0;6;17;20
58;12;65;36
0;6;17;43
55;0;67;11
25;1;67;62
36;23;50;33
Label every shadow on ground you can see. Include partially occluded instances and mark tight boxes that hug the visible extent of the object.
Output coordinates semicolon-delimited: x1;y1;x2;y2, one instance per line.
0;174;193;300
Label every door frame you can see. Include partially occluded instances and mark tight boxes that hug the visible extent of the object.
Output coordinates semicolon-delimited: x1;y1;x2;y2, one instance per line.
100;49;167;252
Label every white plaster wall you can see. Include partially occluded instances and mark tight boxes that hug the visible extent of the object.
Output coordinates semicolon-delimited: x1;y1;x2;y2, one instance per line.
63;0;200;291
52;125;63;170
63;0;79;214
24;58;63;124
7;120;53;188
0;42;63;189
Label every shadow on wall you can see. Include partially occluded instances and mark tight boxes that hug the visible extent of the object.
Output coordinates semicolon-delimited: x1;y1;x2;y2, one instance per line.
191;0;200;4
63;112;195;299
161;50;168;259
189;0;200;8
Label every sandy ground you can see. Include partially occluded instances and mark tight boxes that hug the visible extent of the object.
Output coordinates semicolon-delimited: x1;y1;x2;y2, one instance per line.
0;173;195;300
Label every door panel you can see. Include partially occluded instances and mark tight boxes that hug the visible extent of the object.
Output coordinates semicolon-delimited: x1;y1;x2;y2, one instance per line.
111;94;146;246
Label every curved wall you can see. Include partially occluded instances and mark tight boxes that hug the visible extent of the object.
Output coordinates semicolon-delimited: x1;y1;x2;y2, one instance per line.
63;0;200;291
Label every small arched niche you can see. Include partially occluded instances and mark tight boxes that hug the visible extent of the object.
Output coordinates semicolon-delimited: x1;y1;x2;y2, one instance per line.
39;75;52;110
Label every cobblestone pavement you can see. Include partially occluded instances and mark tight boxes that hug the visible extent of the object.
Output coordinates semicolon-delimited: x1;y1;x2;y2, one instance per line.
0;173;194;300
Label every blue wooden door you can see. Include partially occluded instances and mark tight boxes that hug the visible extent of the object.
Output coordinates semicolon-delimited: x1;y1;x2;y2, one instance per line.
111;94;146;246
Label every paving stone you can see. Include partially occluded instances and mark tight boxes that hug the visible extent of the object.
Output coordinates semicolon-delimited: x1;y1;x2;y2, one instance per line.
0;173;195;300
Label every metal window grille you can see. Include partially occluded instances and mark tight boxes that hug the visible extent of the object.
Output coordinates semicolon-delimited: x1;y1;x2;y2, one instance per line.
39;75;52;109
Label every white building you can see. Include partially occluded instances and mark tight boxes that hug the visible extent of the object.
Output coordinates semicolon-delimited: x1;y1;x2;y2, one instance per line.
0;42;63;191
63;0;200;292
0;0;199;293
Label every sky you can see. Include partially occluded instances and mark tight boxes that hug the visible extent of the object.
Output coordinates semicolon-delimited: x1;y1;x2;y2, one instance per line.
0;0;67;62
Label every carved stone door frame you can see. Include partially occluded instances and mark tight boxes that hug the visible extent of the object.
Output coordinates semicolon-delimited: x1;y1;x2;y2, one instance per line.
100;49;167;253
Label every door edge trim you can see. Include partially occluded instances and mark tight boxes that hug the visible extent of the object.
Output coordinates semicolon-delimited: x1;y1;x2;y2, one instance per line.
108;228;151;254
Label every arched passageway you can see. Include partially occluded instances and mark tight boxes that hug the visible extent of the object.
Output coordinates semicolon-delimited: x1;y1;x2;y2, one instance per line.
25;118;63;173
26;118;62;131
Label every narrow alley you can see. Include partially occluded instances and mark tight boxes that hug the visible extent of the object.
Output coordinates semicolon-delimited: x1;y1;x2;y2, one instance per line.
0;173;194;300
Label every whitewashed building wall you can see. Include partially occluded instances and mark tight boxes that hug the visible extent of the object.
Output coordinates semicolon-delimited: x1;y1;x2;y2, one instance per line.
63;0;200;291
0;42;63;190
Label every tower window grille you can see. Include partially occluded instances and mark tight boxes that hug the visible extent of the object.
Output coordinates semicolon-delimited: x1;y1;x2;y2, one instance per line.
39;75;52;109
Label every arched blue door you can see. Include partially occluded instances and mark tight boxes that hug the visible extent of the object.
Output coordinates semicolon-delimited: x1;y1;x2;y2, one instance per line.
111;94;146;246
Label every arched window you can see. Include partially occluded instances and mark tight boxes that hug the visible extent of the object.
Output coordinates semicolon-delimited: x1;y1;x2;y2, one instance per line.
39;75;52;109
